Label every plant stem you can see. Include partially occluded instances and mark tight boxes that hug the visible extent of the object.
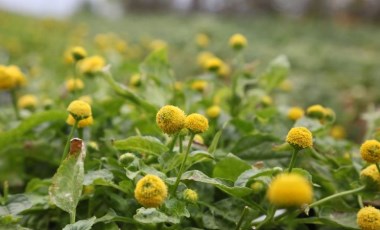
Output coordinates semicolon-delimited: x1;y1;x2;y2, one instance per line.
179;135;183;153
10;89;20;120
168;133;179;153
171;134;195;196
376;163;380;173
70;210;76;224
236;206;249;230
288;148;299;173
62;119;78;161
358;195;364;208
309;185;366;208
78;128;84;140
256;205;276;229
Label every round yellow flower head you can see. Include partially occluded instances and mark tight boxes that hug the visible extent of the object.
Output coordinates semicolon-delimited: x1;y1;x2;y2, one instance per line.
306;104;326;119
183;189;198;203
206;105;221;118
286;127;313;149
0;65;15;90
66;114;93;128
67;100;92;120
360;164;380;190
63;49;74;64
205;57;223;72
185;113;209;134
197;51;214;68
261;95;273;106
279;80;293;92
18;94;38;110
79;55;106;75
129;73;141;87
196;33;209;48
65;78;84;92
191;80;208;92
229;33;247;50
360;140;380;163
330;125;346;140
71;46;87;61
357;206;380;230
7;65;26;88
267;173;313;208
287;107;304;121
115;40;127;53
156;105;186;135
134;174;167;208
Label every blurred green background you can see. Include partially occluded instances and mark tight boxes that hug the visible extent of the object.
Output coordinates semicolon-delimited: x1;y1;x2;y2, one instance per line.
1;0;380;142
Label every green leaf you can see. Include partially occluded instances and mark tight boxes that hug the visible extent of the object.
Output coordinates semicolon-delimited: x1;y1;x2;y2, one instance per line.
163;199;190;218
181;170;252;197
0;195;32;216
49;143;85;216
259;55;290;92
208;129;223;155
234;168;275;187
231;133;281;160
295;208;358;229
291;168;313;183
83;169;114;186
63;217;96;230
213;154;251;181
113;136;168;156
0;110;65;146
133;208;180;224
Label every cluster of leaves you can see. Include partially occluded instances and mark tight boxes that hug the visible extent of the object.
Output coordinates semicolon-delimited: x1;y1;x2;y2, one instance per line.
1;12;379;230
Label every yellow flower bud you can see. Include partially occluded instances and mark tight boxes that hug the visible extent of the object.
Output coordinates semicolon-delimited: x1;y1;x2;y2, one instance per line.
357;206;380;230
229;33;247;50
67;100;92;120
193;134;204;145
71;46;87;61
134;174;167;208
191;80;208;92
287;107;304;121
267;173;313;208
66;114;93;128
205;57;223;72
306;104;326;119
261;95;273;106
7;65;26;88
0;65;15;90
286;127;313;149
360;164;380;190
197;51;214;68
156;105;186;135
206;105;221;118
185;113;209;134
360;140;380;163
183;189;198;203
79;55;106;75
18;94;38;110
330;125;346;140
65;78;84;92
129;73;141;87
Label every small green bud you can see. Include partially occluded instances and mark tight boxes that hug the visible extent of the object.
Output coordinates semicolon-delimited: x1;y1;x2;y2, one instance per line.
119;153;135;166
183;189;198;203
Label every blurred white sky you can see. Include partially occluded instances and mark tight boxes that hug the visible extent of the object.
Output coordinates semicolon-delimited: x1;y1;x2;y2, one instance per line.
0;0;84;18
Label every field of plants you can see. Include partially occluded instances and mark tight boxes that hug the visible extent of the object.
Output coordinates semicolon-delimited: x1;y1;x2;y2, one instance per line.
1;10;380;230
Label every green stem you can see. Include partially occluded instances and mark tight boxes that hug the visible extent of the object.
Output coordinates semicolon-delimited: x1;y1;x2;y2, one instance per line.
1;181;9;205
62;119;78;161
235;206;249;230
70;210;76;224
239;197;266;214
179;135;183;153
171;134;195;196
309;185;366;208
376;163;380;173
256;205;276;229
288;148;299;173
358;195;364;208
168;133;179;153
78;128;84;140
10;89;20;120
